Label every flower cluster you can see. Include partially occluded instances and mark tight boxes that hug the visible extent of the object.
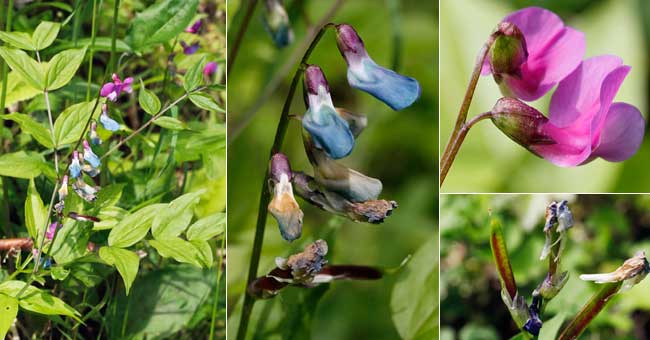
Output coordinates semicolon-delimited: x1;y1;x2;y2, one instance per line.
179;19;219;77
485;7;644;167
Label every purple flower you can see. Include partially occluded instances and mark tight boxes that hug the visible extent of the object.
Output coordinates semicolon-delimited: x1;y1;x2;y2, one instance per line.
482;7;586;101
203;61;218;77
45;222;60;241
100;74;133;102
185;19;202;34
180;40;200;55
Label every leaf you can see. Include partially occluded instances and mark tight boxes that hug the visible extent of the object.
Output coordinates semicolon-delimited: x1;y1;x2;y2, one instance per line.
45;47;87;91
50;220;91;264
32;21;61;50
129;0;200;50
99;247;140;295
190;240;213;267
0;46;44;90
149;238;204;268
189;92;224;112
53;100;102;146
0;281;81;321
0;31;34;50
138;81;161;115
0;151;46;179
153;116;188;130
0;71;41;107
0;293;18;339
94;183;125;210
24;179;47;242
186;212;225;241
391;235;437;340
52;37;132;53
108;204;165;247
184;55;205;92
539;313;566;340
1;112;54;148
93;206;128;231
152;191;203;239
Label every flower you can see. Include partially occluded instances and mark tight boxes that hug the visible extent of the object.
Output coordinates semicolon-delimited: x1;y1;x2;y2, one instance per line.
45;222;60;241
69;151;82;178
90;121;101;145
540;200;573;261
100;104;120;132
185;19;202;34
304;135;382;202
72;177;98;202
180;40;200;55
275;239;328;283
482;7;586;101
490;56;645;167
100;73;133;102
83;140;101;168
54;175;69;214
580;251;649;291
203;61;218;77
301;65;355;160
267;153;304;242
262;0;293;47
335;24;420;111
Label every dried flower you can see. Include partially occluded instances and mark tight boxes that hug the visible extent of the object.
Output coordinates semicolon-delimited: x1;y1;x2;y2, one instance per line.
267;153;303;242
580;251;650;291
72;177;98;202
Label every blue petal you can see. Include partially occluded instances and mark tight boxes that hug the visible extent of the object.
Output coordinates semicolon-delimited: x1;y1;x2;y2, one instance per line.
100;114;120;132
84;152;101;168
302;105;355;159
69;160;81;178
347;58;421;111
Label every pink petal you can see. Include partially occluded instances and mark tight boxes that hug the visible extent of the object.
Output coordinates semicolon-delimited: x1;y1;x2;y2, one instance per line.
122;77;134;94
504;7;564;55
549;55;623;128
531;27;585;90
107;91;118;102
533;122;592;167
590;65;631;141
591;102;645;162
100;83;115;97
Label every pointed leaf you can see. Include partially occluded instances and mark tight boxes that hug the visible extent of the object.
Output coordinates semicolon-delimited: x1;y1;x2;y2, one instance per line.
108;204;165;247
149;238;204;268
190;239;213;267
0;281;81;321
184;55;205;92
1;112;54;148
153;116;188;130
0;151;47;179
0;31;34;50
151;191;203;239
0;293;18;339
489;216;517;300
129;0;199;50
53;100;102;146
186;212;225;241
0;46;43;90
189;92;224;112
32;21;60;50
138;80;161;115
99;246;140;295
24;179;47;242
45;47;87;91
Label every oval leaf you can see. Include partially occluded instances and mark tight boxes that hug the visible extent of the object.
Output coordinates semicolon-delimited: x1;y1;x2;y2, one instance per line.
1;112;54;148
0;31;34;50
189;92;224;112
99;246;140;295
0;281;81;321
108;204;165;247
149;238;204;268
53;100;102;146
0;46;43;90
25;179;47;242
138;81;161;115
0;293;18;339
184;55;205;92
45;47;87;91
186;212;225;241
32;21;61;50
153;116;187;130
152;191;203;239
0;151;46;179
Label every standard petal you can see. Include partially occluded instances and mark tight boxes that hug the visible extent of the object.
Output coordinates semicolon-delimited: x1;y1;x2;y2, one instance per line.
347;58;420;111
591;103;645;162
100;113;120;132
302;106;355;160
503;7;564;53
100;83;115;98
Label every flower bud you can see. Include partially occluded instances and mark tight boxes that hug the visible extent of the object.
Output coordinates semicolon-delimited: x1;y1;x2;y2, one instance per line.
267;153;303;242
490;97;556;154
262;0;293;48
489;22;528;83
302;65;355;159
535;271;569;300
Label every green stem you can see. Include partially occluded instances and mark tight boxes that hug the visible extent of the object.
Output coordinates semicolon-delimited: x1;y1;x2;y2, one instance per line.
235;23;334;340
558;282;622;340
86;0;98;101
0;0;14;113
209;234;226;340
109;0;120;73
440;35;495;187
227;0;259;74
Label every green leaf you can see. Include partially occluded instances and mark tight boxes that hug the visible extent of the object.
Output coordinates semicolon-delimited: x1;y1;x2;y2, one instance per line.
138;80;161;115
153;116;188;130
50;220;91;264
53;100;102;146
149;238;204;268
53;37;132;54
45;47;87;91
152;191;203;239
391;235;438;340
0;151;46;179
0;293;18;339
186;212;225;241
539;313;566;340
24;179;46;242
190;240;213;267
95;183;125;210
99;247;140;295
108;204;165;247
50;266;70;281
0;31;34;50
0;71;41;107
189;92;224;112
93;206;128;231
129;0;199;50
1;112;53;148
32;21;61;50
0;281;81;321
0;46;44;90
184;55;205;92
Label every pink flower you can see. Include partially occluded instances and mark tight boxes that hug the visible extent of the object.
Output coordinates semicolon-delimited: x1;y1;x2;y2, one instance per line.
203;61;218;76
46;222;60;241
483;7;585;101
100;74;133;102
492;56;645;167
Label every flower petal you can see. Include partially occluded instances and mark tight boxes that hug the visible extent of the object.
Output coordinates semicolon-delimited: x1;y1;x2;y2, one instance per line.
591;102;645;162
302;105;355;160
100;83;115;98
100;113;120;132
503;7;564;55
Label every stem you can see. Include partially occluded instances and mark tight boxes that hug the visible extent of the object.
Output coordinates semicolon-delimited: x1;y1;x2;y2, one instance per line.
43;89;59;176
558;282;622;340
0;238;33;251
209;235;226;340
440;36;494;187
108;0;120;73
439;112;493;185
100;89;202;160
227;0;259;74
0;0;13;113
86;0;98;101
235;23;335;340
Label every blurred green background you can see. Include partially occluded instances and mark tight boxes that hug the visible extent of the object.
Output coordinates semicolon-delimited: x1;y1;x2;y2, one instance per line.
226;0;437;339
440;0;650;192
441;194;650;339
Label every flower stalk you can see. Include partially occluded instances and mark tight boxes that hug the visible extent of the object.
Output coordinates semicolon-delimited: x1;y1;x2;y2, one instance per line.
557;282;622;340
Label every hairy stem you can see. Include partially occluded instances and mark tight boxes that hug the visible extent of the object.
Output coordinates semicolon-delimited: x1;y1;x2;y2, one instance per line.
236;23;334;340
227;0;259;74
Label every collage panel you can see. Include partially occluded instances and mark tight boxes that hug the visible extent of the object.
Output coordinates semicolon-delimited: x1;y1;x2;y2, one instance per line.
0;0;226;339
441;194;650;339
440;0;649;192
226;0;438;339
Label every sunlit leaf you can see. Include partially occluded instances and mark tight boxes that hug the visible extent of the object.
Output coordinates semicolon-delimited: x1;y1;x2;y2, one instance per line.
99;246;140;295
32;21;60;50
149;238;204;268
186;212;225;241
45;47;87;91
0;293;18;339
0;281;81;321
0;46;44;90
24;178;47;242
108;204;166;248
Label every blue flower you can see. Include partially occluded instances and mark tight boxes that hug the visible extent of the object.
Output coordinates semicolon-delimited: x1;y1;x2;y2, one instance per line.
262;0;293;48
69;151;82;178
100;104;120;131
268;153;303;242
83;140;101;168
72;178;98;202
335;24;420;111
90;121;101;145
302;65;354;159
